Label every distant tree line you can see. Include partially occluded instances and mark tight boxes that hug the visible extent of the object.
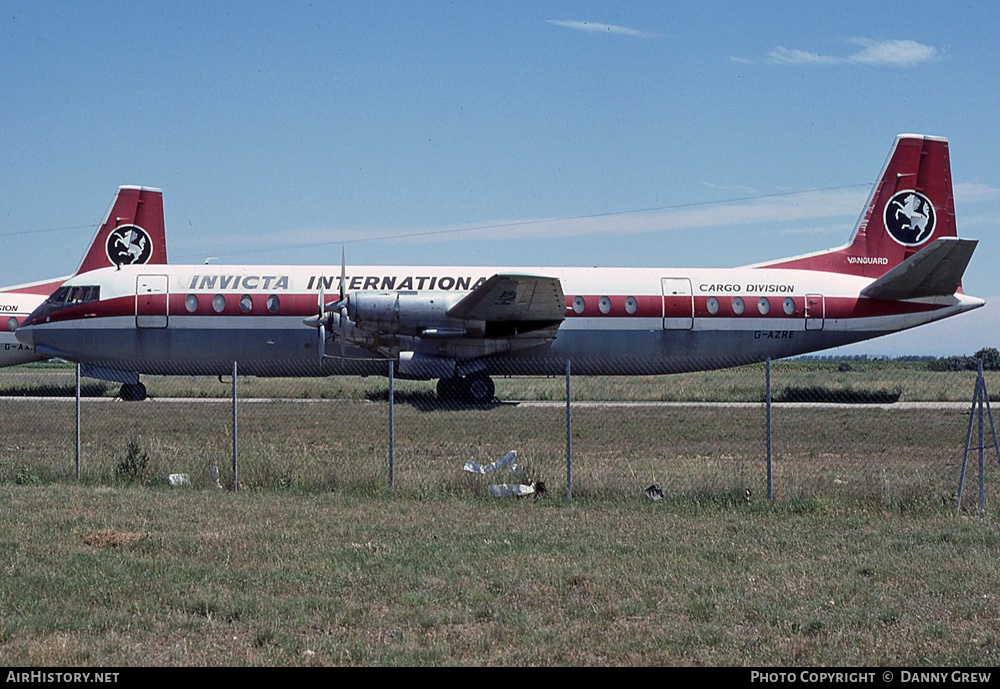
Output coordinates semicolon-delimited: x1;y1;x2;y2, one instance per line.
926;348;1000;372
792;350;1000;371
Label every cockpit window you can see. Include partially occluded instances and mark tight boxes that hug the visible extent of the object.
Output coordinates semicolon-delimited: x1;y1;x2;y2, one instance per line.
46;285;100;306
67;286;100;304
46;287;70;305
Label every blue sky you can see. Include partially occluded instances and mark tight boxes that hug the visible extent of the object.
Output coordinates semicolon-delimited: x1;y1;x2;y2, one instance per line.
2;1;998;355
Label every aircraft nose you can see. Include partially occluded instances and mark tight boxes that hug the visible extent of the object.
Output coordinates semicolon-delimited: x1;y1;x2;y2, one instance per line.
14;322;33;347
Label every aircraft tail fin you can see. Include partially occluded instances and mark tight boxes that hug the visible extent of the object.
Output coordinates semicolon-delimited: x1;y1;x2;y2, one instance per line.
75;186;167;275
760;135;958;279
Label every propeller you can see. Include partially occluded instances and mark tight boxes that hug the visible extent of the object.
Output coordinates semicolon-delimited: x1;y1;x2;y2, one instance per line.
303;287;328;362
303;248;348;362
331;248;347;359
317;286;326;362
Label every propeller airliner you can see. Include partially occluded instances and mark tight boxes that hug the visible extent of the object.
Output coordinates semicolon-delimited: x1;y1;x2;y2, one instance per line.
16;135;982;402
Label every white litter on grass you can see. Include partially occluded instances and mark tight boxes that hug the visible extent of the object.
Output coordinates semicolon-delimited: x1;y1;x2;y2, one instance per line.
464;450;519;475
465;451;537;498
167;473;191;487
488;483;536;498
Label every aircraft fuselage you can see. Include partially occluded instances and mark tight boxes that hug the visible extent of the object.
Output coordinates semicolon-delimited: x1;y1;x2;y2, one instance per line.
15;263;982;378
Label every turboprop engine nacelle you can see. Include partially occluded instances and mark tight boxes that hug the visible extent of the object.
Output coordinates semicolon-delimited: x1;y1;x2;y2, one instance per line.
343;291;484;337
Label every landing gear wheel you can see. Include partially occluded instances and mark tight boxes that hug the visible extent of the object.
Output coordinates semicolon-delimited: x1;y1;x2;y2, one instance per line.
119;382;148;401
436;377;460;400
464;374;495;403
436;374;495;403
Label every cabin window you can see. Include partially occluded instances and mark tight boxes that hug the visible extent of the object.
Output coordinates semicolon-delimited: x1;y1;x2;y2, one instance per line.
706;297;719;315
783;297;795;315
212;294;226;313
598;296;612;314
758;298;770;315
240;295;253;313
572;296;585;314
267;295;280;313
7;317;16;332
732;297;745;315
625;296;638;314
185;295;199;313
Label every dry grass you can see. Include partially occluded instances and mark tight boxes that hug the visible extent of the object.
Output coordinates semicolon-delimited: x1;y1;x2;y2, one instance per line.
3;485;1000;666
2;363;1000;665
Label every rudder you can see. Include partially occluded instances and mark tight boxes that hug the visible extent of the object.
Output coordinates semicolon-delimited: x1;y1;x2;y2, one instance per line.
762;135;957;278
75;185;167;275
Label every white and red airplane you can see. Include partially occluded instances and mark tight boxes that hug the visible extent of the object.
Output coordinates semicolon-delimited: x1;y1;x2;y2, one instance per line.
1;186;167;374
16;135;982;402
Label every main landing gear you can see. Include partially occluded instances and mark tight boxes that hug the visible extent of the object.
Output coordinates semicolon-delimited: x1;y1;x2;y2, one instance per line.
436;373;496;404
118;382;148;402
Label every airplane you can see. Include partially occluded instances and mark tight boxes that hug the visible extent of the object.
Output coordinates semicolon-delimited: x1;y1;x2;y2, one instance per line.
1;186;167;394
15;135;983;403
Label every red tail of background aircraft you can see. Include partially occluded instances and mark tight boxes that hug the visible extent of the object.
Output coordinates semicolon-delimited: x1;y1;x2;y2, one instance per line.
1;186;166;366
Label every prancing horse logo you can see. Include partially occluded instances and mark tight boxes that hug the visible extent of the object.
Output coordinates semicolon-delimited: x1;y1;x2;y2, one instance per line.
884;190;935;247
106;225;153;267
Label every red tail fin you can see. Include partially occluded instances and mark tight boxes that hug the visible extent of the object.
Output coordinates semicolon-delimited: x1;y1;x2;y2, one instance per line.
75;185;166;275
763;135;956;277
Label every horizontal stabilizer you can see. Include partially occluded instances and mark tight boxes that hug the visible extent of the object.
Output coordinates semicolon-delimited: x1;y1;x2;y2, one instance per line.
860;237;977;301
447;273;566;322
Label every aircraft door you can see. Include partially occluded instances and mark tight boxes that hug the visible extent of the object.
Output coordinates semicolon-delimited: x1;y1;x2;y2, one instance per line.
805;293;824;331
136;275;168;329
661;278;694;330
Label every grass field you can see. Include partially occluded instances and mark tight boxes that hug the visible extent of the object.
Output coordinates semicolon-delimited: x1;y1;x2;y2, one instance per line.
2;361;1000;665
1;360;997;402
3;486;1000;666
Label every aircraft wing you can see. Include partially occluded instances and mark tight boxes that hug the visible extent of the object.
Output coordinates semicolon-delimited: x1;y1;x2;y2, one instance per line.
447;273;566;323
861;237;978;301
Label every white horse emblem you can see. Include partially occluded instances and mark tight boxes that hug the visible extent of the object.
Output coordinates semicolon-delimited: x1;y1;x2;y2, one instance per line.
106;225;153;266
884;191;935;246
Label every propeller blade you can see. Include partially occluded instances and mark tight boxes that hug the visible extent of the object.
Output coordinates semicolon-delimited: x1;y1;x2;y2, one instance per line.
339;307;346;359
317;287;326;362
339;247;347;358
340;247;346;302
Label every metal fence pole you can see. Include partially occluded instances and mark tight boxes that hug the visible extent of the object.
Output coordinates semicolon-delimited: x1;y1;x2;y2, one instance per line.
75;363;81;481
232;360;238;492
389;359;395;489
978;360;985;516
766;357;772;502
566;358;572;500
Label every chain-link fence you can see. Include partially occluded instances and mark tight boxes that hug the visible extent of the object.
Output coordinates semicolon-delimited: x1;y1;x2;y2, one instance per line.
2;357;998;514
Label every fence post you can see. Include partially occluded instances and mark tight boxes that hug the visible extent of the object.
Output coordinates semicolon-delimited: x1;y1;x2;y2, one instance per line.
232;360;238;492
979;359;985;516
389;358;395;489
766;357;772;502
566;358;572;500
75;363;81;481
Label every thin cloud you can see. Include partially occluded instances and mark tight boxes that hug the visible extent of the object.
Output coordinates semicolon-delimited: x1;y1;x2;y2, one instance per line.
767;46;839;65
547;19;652;38
178;188;869;262
955;182;1000;203
848;38;940;66
768;38;940;67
